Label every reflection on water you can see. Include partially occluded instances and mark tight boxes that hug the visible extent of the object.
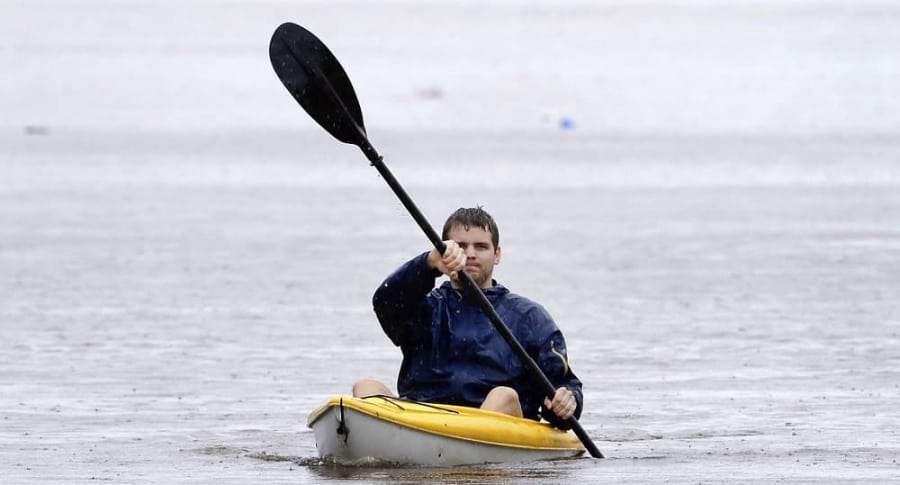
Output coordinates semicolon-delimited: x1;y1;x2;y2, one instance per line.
243;450;594;483
301;458;580;484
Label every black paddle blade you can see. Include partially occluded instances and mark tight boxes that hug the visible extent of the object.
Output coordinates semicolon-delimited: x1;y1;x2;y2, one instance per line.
269;22;367;146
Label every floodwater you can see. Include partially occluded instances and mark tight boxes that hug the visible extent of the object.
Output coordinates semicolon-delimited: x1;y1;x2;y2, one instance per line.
2;1;899;484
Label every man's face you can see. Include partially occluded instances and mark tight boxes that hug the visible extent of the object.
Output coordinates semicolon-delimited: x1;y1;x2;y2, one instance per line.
446;224;500;289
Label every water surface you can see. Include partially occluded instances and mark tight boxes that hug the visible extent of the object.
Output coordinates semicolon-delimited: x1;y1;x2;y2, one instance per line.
2;1;899;483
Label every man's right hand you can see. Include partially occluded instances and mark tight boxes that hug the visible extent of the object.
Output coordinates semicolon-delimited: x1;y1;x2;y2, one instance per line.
427;240;466;280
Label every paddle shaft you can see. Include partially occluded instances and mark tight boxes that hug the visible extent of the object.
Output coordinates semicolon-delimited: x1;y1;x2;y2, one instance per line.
358;138;604;459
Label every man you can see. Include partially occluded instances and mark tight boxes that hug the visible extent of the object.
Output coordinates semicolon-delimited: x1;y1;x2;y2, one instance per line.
353;207;582;429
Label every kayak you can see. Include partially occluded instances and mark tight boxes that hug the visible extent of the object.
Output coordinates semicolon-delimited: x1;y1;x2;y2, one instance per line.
307;395;585;466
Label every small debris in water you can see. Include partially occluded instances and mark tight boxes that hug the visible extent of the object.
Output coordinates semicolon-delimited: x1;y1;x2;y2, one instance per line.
23;125;50;136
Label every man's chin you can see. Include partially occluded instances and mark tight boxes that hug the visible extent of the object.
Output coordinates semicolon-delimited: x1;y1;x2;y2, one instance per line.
464;272;492;288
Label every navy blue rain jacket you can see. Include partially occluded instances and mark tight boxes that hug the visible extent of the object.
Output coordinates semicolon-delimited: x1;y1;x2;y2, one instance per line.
372;252;583;429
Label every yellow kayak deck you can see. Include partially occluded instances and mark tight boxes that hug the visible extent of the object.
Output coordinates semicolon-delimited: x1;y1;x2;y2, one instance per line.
307;395;584;451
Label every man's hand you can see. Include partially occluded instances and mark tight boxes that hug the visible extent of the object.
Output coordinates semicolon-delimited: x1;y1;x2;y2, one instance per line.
427;240;466;280
543;387;577;421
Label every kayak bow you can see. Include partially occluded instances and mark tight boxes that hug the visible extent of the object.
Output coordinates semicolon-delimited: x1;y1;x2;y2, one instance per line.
307;395;585;466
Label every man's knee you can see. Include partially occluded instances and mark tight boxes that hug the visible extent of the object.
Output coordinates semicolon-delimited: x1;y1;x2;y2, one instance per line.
482;386;523;417
352;379;392;397
489;386;519;404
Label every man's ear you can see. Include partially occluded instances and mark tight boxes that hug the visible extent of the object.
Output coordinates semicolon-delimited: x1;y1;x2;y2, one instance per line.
494;245;501;265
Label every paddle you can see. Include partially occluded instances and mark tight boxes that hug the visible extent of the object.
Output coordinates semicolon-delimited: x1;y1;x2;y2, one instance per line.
269;21;604;459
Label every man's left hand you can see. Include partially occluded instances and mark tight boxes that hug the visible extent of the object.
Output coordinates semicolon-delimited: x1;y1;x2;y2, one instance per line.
543;387;576;421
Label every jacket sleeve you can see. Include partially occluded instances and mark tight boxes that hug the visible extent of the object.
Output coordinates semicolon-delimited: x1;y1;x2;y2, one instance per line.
531;308;584;430
372;252;441;347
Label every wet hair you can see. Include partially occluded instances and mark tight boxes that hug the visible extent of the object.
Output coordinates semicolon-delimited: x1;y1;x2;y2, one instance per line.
441;207;500;248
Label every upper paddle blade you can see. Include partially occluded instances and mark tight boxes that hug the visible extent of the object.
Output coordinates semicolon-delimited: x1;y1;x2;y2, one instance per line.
269;22;367;146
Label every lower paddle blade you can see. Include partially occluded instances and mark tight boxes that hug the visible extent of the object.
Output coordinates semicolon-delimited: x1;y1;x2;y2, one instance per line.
269;22;367;146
